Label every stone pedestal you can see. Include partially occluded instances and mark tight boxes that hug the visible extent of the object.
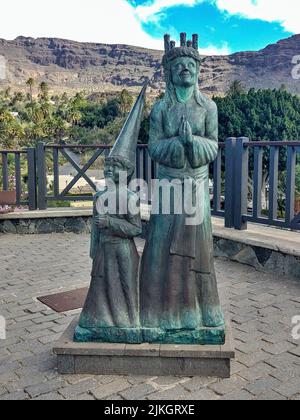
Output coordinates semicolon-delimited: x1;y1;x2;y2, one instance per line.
54;318;235;378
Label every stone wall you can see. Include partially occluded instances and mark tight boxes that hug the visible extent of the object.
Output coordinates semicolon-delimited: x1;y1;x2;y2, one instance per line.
214;236;300;279
0;216;92;235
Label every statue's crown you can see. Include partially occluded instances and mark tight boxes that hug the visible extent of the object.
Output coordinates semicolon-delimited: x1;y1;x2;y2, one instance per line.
162;33;201;67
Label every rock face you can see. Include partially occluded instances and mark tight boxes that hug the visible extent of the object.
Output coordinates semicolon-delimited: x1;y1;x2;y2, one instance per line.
200;35;300;95
0;34;300;94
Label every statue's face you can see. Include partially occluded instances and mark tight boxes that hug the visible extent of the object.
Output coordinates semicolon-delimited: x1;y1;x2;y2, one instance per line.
170;56;198;88
104;160;124;183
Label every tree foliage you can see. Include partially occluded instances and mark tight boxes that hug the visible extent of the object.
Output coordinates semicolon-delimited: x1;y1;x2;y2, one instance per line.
0;82;150;149
214;86;300;142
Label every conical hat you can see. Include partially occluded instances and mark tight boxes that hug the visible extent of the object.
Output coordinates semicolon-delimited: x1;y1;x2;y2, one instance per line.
108;82;148;166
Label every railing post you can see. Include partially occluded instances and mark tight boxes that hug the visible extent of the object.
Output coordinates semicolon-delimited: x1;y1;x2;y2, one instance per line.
234;137;249;230
37;142;47;210
14;153;22;205
53;146;59;198
269;146;279;222
2;152;9;191
224;137;237;228
27;147;37;210
253;146;263;219
286;146;296;225
213;147;222;213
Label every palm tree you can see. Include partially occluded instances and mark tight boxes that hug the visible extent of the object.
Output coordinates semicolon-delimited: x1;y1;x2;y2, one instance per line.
227;80;245;96
119;89;133;116
67;107;82;125
4;87;11;100
39;82;49;101
26;78;35;104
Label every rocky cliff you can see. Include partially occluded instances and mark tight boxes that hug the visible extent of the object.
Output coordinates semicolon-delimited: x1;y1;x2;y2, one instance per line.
0;34;299;95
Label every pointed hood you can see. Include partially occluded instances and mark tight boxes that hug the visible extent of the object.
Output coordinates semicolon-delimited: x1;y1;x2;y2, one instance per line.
108;82;148;167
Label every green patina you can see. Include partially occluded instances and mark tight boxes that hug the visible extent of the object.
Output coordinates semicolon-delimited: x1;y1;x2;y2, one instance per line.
75;34;225;346
139;34;225;345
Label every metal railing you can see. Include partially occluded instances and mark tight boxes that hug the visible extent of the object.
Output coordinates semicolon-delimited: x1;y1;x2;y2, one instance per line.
224;138;300;230
0;148;37;210
1;139;300;231
36;144;157;209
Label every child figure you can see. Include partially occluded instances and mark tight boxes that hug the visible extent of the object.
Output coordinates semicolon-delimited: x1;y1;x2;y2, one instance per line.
74;84;146;344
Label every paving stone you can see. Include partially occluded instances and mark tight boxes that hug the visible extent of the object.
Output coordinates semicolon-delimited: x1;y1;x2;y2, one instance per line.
25;379;65;398
188;388;220;400
5;373;47;392
262;342;297;355
33;392;65;400
230;361;245;375
105;394;124;400
222;390;254;400
90;379;131;400
245;376;282;396
127;376;155;385
270;366;300;382
182;377;217;392
238;351;273;368
254;390;287;400
274;378;300;398
151;376;188;387
68;393;95;401
238;362;275;381
1;233;300;401
265;353;300;370
0;386;8;396
208;376;248;396
58;379;99;399
288;346;300;357
119;383;157;400
1;391;28;400
145;385;191;400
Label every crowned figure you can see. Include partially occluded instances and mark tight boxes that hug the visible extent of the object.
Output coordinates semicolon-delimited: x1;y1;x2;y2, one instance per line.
140;34;225;345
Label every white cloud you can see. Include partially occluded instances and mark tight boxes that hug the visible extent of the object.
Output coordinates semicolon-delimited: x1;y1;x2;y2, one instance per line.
200;43;230;55
215;0;299;33
0;0;229;54
135;0;202;22
134;0;300;34
0;0;162;49
133;0;230;54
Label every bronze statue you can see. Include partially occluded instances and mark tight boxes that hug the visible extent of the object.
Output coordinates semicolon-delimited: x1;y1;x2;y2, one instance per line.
75;33;225;346
74;85;147;344
140;34;225;344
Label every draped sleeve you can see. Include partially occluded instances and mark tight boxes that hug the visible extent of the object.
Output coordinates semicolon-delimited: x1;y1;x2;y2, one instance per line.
148;102;185;169
186;101;219;168
107;213;142;238
107;192;142;239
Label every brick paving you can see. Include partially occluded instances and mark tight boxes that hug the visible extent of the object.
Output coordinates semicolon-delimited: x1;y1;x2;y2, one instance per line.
0;233;299;401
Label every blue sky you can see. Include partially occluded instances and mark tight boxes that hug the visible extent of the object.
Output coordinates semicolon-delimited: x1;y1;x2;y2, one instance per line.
129;0;292;53
0;1;298;55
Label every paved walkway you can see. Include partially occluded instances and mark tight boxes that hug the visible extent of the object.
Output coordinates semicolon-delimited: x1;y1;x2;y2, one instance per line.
0;234;299;400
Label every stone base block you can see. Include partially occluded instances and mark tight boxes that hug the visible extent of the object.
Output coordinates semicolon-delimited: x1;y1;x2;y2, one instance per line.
54;318;235;378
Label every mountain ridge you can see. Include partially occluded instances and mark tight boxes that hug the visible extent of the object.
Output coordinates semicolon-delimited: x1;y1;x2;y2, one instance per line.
0;34;300;95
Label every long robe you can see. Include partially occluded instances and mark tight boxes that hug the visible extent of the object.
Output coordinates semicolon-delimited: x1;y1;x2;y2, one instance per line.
140;92;224;331
78;188;142;331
